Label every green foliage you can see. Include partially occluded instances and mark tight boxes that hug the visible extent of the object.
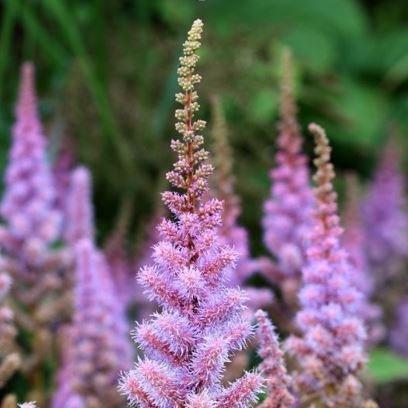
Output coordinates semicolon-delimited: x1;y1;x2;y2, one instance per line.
368;348;408;383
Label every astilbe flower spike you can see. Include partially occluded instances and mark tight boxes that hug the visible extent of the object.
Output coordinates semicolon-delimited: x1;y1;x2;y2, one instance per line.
54;164;132;407
64;166;94;245
211;96;273;309
362;137;408;287
342;174;383;346
0;62;61;262
119;19;263;408
0;63;70;404
287;124;370;408
255;310;294;408
261;49;313;310
53;239;132;408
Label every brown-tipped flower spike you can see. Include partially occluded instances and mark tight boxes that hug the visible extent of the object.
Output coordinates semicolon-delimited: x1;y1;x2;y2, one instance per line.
287;123;372;408
119;20;263;407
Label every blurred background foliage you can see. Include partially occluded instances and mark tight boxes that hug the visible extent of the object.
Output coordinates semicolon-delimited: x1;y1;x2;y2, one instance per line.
0;0;408;403
0;0;407;246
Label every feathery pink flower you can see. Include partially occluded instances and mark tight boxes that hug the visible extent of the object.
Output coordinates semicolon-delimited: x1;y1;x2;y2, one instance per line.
52;239;132;408
362;137;408;286
64;166;94;246
287;124;368;407
119;20;263;407
256;310;294;408
18;402;37;408
0;62;61;264
261;50;313;301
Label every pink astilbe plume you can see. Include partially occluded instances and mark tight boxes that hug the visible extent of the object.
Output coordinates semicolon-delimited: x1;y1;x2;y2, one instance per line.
255;310;294;408
261;49;313;309
18;402;37;408
362;137;408;286
211;96;272;310
119;20;263;407
343;175;384;346
54;164;132;407
64;166;94;245
0;63;70;403
287;124;372;408
52;239;132;408
0;62;62;262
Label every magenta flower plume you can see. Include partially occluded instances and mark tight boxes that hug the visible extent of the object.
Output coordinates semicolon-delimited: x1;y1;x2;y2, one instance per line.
255;310;294;408
362;137;408;286
287;124;369;408
52;239;132;408
64;166;94;245
0;62;61;263
119;20;263;408
343;175;384;346
261;50;313;299
390;297;408;357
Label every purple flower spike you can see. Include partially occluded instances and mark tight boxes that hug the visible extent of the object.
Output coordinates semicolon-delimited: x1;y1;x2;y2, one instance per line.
362;138;408;286
119;20;263;407
64;166;94;245
343;174;384;346
0;62;61;263
261;50;313;303
52;239;132;408
255;310;294;408
287;124;370;407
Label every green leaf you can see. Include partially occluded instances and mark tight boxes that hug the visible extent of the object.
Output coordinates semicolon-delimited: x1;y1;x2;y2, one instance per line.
329;79;388;147
249;89;279;125
282;26;337;74
368;348;408;383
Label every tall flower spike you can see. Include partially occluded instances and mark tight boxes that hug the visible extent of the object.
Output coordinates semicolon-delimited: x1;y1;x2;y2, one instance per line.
120;20;263;407
362;137;408;287
52;239;132;408
287;124;369;408
0;63;70;403
261;49;313;309
255;310;294;408
64;166;94;245
343;174;384;346
0;62;62;263
211;96;272;309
